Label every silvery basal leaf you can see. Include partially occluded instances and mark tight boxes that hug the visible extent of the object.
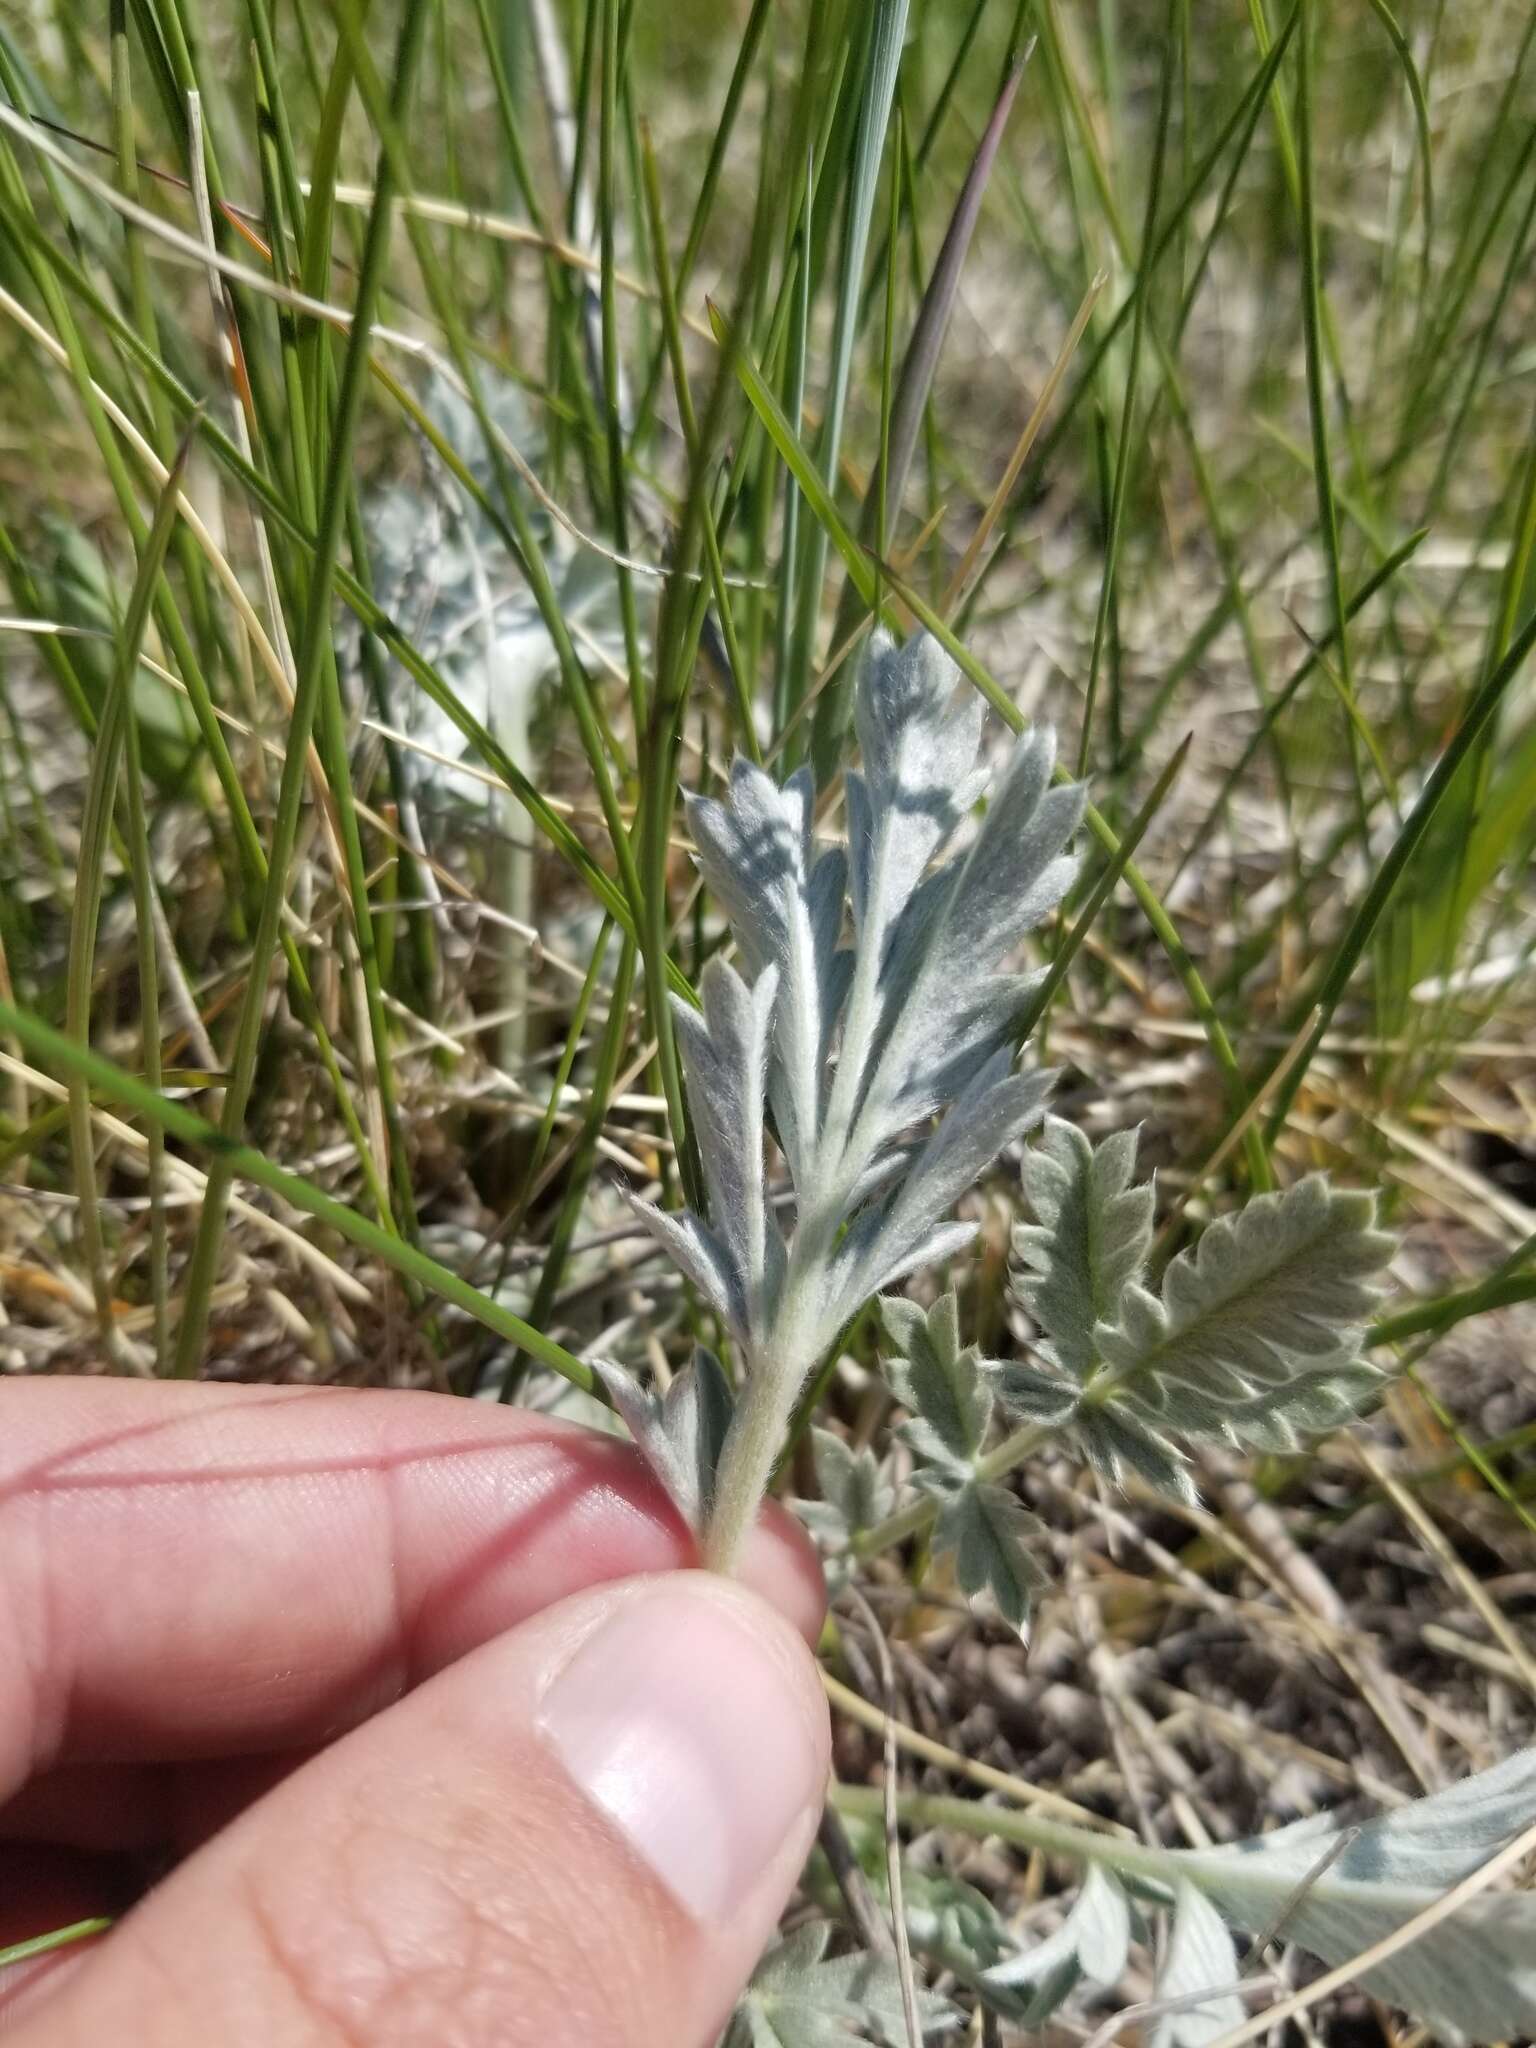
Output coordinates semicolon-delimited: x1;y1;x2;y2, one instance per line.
728;1921;959;2048
1148;1882;1245;2048
1167;1747;1536;2045
984;1863;1134;2023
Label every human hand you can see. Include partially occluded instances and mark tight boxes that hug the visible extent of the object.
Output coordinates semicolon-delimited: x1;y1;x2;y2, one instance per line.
0;1378;829;2045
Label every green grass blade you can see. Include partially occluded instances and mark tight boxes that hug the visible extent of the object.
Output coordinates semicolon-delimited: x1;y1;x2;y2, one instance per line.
0;999;594;1389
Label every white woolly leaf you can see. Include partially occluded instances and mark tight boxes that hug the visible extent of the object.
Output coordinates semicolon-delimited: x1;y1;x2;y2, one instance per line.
671;958;784;1343
685;764;839;1191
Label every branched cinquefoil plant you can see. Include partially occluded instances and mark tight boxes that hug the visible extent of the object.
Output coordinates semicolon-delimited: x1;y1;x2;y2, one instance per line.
851;1123;1397;1633
619;630;1084;1571
607;630;1536;2048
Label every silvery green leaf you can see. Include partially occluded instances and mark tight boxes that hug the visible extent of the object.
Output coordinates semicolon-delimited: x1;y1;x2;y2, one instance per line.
990;1359;1081;1427
1015;1119;1154;1378
878;971;1048;1129
852;703;1082;1147
624;1198;746;1340
1075;1403;1197;1506
590;1348;734;1533
1093;1177;1394;1417
662;1346;734;1528
1148;1883;1245;2048
836;1059;1054;1314
685;763;841;1188
728;1921;959;2048
671;958;784;1341
1218;1358;1383;1453
660;634;1095;1561
874;735;1082;1099
879;1292;991;1469
980;1864;1136;2024
831;1220;981;1330
987;1863;1134;1993
1166;1746;1536;2045
846;634;986;962
931;1477;1044;1634
811;1426;893;1538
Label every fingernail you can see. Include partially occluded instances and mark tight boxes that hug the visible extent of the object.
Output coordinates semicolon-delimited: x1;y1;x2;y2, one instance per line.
537;1583;821;1923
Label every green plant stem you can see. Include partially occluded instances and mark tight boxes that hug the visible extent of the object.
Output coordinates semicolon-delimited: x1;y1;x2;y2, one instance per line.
0;1920;112;1972
830;1779;1168;1885
65;420;195;1370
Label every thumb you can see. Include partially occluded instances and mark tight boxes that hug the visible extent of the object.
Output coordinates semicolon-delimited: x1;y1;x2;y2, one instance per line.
16;1574;830;2048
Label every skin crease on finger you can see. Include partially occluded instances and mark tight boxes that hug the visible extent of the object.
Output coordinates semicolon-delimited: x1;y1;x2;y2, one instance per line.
4;1577;831;2048
0;1380;824;1774
0;1383;831;2046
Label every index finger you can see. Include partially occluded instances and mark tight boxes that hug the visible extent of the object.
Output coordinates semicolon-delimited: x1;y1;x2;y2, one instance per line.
0;1378;823;1799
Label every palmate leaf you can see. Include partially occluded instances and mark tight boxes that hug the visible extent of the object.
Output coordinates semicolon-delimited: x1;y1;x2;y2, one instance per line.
999;1151;1394;1484
1014;1118;1154;1379
1095;1176;1393;1410
727;1921;959;2048
919;1474;1045;1635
